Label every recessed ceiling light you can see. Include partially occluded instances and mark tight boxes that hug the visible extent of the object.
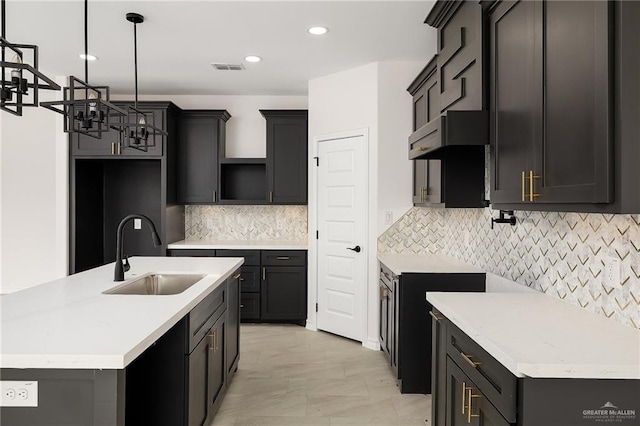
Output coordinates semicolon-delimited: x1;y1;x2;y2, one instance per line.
78;53;98;61
245;55;262;63
308;26;328;36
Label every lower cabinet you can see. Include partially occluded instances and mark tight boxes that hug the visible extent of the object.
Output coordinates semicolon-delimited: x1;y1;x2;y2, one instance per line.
171;248;308;325
378;262;485;394
125;270;240;426
432;309;640;425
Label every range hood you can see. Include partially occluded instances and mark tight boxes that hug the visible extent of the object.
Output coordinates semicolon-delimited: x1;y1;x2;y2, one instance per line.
408;110;488;160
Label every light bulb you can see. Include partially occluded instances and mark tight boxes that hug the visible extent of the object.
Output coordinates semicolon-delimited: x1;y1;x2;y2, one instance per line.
10;53;22;82
88;92;98;114
138;116;146;125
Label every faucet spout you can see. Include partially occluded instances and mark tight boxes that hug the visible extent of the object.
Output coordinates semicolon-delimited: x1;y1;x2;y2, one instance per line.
114;214;162;281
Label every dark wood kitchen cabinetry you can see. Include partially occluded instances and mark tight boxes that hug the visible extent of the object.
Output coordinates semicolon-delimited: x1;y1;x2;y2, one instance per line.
177;110;231;204
426;0;487;113
378;262;485;394
488;0;640;213
431;308;640;426
261;110;308;204
70;101;182;274
125;272;239;426
409;56;486;208
169;249;308;324
70;101;169;157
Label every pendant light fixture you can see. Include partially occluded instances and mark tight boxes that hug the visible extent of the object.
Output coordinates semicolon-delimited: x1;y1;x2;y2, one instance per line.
120;12;166;152
41;0;126;138
0;0;61;116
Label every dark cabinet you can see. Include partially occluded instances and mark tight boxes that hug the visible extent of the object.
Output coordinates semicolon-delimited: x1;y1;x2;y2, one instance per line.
177;110;231;204
426;0;486;113
431;309;447;426
489;0;615;208
261;110;308;204
71;102;168;157
378;267;395;366
170;249;308;324
378;261;485;394
125;274;238;426
70;102;181;274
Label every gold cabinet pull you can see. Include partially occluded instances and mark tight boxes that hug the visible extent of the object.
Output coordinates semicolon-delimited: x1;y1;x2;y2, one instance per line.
233;273;241;280
240;304;244;308
239;277;245;281
461;381;467;414
460;352;482;368
379;286;384;301
417;146;428;151
467;387;480;423
521;171;526;201
111;142;115;155
213;191;217;203
208;332;215;350
116;143;121;155
429;310;443;322
262;267;266;280
269;190;273;203
276;256;290;260
529;170;540;202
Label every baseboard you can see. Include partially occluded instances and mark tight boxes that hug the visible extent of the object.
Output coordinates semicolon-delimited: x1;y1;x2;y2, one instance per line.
362;337;380;351
305;320;317;331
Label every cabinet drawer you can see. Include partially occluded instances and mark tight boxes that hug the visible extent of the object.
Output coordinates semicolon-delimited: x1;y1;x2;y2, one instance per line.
447;322;517;422
379;263;396;288
216;249;260;266
240;293;260;320
188;285;225;353
239;266;260;293
261;250;306;266
168;249;216;257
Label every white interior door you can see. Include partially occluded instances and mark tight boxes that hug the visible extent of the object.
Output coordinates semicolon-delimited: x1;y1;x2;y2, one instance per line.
316;133;367;341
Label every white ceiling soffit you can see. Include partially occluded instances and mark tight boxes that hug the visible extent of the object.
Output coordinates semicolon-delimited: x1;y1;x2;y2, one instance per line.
5;0;437;96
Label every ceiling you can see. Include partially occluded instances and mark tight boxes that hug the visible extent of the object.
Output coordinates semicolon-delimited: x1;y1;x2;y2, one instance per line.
4;0;437;96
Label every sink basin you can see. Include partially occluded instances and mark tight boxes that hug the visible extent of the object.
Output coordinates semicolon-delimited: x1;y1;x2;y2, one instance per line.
103;273;207;295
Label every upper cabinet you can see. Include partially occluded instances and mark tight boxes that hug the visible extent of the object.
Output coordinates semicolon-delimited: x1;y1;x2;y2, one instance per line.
426;0;487;113
177;110;231;204
71;101;177;158
261;110;308;205
487;0;640;213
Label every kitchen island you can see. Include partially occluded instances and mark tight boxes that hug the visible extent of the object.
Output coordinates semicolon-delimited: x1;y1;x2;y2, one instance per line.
427;292;640;426
0;256;243;426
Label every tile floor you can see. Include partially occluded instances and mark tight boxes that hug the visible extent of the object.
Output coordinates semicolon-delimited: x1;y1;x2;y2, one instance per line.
209;324;431;426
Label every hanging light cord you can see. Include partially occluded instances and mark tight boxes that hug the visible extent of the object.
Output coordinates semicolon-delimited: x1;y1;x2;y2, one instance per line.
84;0;88;83
133;20;138;109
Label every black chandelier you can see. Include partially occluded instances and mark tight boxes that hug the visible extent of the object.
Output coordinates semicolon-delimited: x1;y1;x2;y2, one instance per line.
40;0;126;138
0;0;61;116
119;12;166;152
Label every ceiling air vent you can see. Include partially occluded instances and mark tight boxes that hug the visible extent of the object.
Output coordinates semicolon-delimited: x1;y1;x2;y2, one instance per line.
211;63;245;71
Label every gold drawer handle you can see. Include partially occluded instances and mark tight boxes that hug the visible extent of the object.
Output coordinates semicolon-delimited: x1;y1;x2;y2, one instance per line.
461;381;467;414
276;256;290;260
429;310;444;322
232;273;241;279
521;171;526;202
417;146;428;151
460;352;482;368
529;170;540;202
467;387;481;423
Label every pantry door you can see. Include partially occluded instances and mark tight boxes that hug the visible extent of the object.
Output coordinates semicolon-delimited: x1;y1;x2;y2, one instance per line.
316;131;368;341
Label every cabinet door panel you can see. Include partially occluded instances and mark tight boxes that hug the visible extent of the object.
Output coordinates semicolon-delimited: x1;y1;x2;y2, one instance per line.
490;0;542;204
240;293;260;320
208;319;226;409
226;274;240;376
261;266;306;320
539;1;612;203
187;335;209;426
379;280;391;362
431;311;447;426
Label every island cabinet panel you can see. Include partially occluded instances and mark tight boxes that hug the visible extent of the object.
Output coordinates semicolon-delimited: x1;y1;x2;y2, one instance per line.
226;272;241;381
378;262;485;394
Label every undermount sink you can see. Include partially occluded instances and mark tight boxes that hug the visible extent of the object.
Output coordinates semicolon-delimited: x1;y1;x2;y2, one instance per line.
103;273;207;295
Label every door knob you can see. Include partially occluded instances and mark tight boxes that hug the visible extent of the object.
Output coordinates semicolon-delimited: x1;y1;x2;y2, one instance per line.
347;246;361;253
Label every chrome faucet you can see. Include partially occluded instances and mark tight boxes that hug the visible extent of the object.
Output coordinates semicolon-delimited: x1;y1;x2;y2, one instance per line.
114;214;162;281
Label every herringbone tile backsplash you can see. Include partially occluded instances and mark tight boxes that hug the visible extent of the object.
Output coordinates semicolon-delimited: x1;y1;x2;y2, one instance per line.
186;205;308;242
379;208;640;329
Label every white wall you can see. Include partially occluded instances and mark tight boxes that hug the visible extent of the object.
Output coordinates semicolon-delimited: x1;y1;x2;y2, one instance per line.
0;78;68;294
114;94;307;157
307;61;422;349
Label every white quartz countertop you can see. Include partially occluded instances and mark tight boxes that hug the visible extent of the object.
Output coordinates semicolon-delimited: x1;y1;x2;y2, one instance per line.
0;257;243;370
427;292;640;379
378;253;485;275
168;240;308;250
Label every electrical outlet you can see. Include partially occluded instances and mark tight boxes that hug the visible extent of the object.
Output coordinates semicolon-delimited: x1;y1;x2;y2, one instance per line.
384;211;393;225
134;218;142;230
1;381;37;407
604;256;621;288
